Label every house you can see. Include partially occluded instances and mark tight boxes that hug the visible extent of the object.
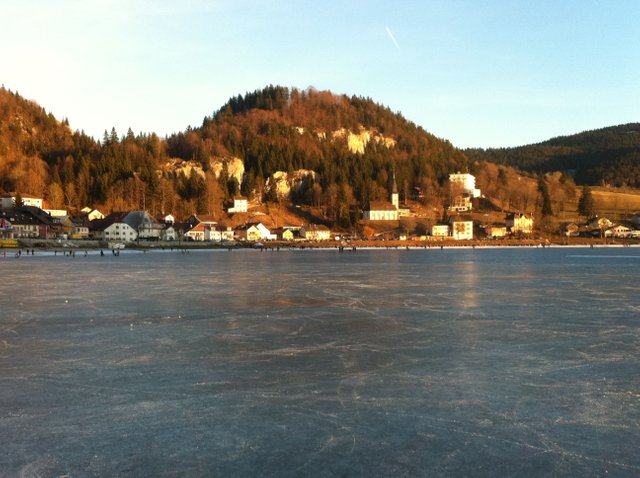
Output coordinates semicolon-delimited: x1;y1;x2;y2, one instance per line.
227;196;248;214
235;222;274;241
90;213;137;242
184;223;206;241
53;214;89;239
123;211;164;241
431;224;450;237
159;213;175;225
364;201;399;221
234;223;261;241
162;225;177;241
587;216;613;230
0;207;55;239
80;207;105;221
484;224;507;238
449;173;481;212
0;208;47;238
1;192;43;209
506;213;534;235
54;215;75;238
186;214;217;229
450;193;472;212
301;224;331;241
71;220;90;239
271;227;295;241
562;222;579;237
7;211;40;238
450;215;474;240
43;208;68;218
449;173;481;198
604;224;634;238
206;225;235;242
256;223;275;240
8;206;57;238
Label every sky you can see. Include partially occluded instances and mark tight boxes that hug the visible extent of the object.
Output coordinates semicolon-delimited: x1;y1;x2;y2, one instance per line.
1;0;639;148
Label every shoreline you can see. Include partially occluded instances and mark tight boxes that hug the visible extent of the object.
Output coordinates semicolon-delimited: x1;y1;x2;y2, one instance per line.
2;237;639;256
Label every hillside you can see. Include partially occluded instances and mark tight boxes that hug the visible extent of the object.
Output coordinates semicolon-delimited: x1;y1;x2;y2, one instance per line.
466;124;640;187
2;84;637;233
0;87;102;210
0;85;469;226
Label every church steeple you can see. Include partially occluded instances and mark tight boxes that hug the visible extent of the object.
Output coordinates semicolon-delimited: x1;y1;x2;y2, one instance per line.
391;172;399;209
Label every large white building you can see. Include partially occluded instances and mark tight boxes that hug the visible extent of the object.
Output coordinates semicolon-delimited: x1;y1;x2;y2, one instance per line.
449;173;481;198
450;215;474;240
1;193;43;209
449;173;481;212
227;197;248;214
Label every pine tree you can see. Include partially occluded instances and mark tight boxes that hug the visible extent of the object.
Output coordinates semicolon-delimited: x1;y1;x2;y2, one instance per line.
577;185;595;218
538;176;553;217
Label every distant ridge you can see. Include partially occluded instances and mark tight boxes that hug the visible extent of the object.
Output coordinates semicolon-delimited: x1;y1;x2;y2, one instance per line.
466;123;640;187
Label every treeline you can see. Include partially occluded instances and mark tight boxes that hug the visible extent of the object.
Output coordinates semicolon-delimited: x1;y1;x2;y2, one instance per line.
466;124;640;187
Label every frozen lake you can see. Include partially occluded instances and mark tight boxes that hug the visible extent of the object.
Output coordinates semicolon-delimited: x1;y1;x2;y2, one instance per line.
1;247;639;476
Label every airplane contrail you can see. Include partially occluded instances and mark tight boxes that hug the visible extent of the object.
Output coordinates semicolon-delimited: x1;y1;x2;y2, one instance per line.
385;26;401;52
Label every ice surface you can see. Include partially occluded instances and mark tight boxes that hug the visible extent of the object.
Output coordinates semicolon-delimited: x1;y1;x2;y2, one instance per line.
1;248;639;476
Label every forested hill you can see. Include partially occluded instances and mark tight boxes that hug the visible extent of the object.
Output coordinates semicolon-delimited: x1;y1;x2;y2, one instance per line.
465;124;640;187
167;85;468;204
0;85;471;221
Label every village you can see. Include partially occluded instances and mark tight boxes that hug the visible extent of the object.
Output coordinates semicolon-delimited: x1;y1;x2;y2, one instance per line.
1;171;640;250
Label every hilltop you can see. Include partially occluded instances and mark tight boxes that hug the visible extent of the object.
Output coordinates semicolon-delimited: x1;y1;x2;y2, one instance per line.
466;124;640;187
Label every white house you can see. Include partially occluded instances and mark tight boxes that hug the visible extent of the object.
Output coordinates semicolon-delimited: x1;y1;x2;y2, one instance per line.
449;173;481;198
206;225;235;242
255;223;276;240
450;216;474;240
1;193;43;209
103;220;138;242
162;225;177;241
604;224;634;238
228;196;248;214
159;213;175;225
90;213;137;242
